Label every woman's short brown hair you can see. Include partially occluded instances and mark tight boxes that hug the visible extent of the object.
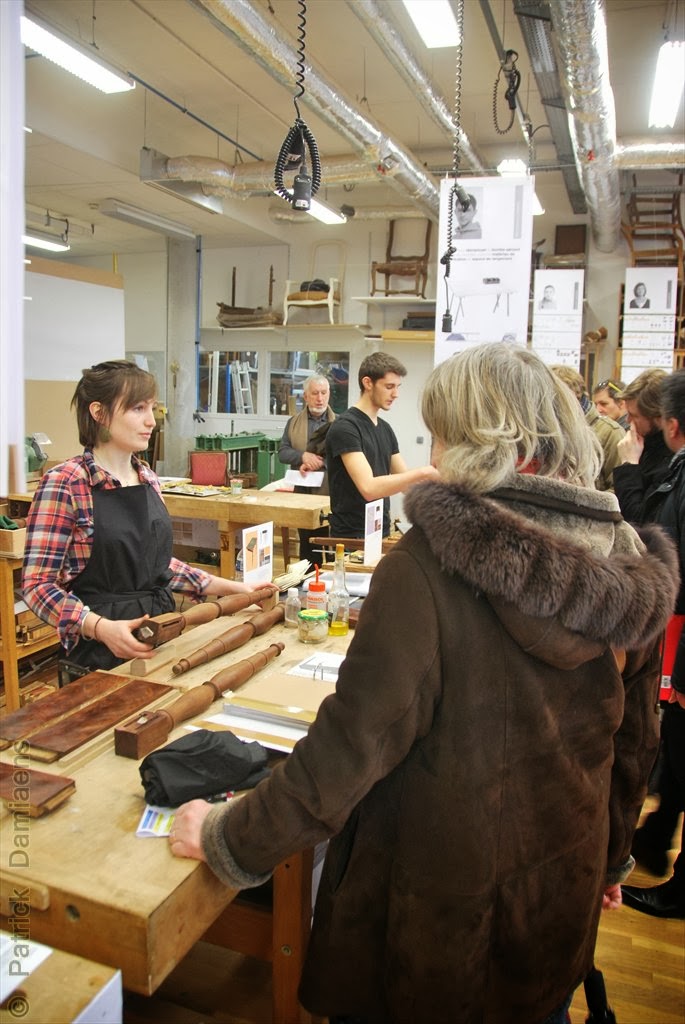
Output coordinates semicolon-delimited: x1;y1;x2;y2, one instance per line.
71;360;157;447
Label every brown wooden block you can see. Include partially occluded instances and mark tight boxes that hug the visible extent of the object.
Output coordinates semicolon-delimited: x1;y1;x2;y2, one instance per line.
114;709;171;760
0;762;76;816
25;679;173;760
0;672;132;749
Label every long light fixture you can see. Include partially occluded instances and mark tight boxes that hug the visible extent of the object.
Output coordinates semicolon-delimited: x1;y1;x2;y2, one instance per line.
649;40;685;128
23;231;71;253
497;159;544;215
276;190;347;225
99;199;197;239
20;14;135;94
401;0;460;49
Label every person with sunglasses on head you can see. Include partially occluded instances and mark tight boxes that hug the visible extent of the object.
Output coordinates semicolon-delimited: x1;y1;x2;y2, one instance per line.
22;360;275;682
593;379;628;430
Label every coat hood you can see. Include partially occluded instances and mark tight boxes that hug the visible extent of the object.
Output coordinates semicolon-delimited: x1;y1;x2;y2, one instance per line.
404;476;678;668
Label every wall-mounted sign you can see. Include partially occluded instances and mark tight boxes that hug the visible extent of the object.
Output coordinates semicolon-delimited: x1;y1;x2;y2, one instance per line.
434;175;533;366
531;269;585;367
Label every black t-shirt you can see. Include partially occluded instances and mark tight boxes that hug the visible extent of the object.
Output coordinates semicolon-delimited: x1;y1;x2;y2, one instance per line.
326;407;399;537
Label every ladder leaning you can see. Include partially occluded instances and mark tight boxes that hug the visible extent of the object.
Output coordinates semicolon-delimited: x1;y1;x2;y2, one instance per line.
230;360;254;414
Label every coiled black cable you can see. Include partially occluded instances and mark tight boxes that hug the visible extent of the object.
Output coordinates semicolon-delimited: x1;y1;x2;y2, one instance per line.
440;0;466;332
273;0;322;206
492;51;520;135
274;118;321;202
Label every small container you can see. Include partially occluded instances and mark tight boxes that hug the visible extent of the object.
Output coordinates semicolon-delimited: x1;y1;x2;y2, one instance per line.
306;579;327;612
230;477;243;496
284;587;301;628
297;609;328;644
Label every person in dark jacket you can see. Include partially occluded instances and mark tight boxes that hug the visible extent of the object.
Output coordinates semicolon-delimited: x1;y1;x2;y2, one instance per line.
169;344;676;1024
613;368;672;524
622;369;685;919
278;374;336;567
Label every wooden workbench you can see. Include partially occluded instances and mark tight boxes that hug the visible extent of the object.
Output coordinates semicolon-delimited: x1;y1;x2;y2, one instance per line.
163;489;331;578
0;610;350;1023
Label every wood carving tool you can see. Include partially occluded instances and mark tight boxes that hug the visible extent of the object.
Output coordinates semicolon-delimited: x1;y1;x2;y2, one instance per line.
171;603;284;675
114;641;285;759
132;586;278;647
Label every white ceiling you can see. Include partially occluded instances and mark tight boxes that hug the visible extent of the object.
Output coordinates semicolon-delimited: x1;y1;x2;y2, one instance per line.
22;0;685;259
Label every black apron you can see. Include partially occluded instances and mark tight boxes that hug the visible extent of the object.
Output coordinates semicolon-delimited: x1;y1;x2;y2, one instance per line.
64;485;175;674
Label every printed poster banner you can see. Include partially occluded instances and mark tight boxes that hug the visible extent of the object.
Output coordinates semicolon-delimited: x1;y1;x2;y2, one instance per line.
531;268;585;367
620;266;678;383
434;175;534;366
241;521;274;585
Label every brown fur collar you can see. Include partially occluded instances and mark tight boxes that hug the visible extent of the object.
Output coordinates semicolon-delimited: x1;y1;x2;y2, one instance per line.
403;478;679;651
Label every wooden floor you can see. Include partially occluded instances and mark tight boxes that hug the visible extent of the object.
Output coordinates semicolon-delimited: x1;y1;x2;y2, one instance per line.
123;806;684;1024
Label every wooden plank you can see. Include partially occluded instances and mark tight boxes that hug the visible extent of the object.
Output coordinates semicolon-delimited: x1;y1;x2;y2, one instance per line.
0;762;75;816
25;679;173;760
0;672;132;748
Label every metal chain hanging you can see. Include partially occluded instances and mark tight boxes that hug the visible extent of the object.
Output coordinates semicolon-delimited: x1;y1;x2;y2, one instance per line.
440;0;469;333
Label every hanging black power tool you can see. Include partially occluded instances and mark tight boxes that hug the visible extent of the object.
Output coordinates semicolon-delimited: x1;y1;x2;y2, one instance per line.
273;0;321;212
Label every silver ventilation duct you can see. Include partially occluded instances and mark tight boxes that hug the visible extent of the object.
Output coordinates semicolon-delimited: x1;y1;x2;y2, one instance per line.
143;147;396;199
347;0;486;173
270;205;426;223
189;0;440;219
548;0;622;253
616;140;685;169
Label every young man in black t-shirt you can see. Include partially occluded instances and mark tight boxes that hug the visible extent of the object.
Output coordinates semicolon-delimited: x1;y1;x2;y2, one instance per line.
326;353;438;537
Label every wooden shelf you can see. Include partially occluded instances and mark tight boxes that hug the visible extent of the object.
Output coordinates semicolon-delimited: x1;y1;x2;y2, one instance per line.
350;296;436;306
0;555;59;712
201;324;371;335
381;330;434;343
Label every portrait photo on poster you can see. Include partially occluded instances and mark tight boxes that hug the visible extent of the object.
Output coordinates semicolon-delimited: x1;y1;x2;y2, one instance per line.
623;266;677;315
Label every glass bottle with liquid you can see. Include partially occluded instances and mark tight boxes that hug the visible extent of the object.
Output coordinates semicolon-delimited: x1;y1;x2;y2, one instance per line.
327;543;350;636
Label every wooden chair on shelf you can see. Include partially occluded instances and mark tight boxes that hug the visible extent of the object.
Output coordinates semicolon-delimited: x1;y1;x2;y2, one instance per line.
370;219;433;298
283;240;346;325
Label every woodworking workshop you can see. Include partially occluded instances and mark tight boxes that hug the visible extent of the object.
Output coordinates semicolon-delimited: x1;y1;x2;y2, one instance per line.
1;1;684;1023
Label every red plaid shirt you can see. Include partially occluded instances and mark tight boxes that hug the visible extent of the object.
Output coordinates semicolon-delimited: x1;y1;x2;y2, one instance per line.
22;449;212;653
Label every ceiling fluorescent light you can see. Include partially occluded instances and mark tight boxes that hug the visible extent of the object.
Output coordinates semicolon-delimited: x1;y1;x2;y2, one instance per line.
497;158;527;175
23;231;71;253
308;197;348;225
276;190;347;225
99;199;196;239
402;0;460;49
20;14;135;94
649;40;685;128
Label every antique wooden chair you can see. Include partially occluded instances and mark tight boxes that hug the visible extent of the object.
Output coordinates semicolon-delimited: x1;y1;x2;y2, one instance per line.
371;219;433;298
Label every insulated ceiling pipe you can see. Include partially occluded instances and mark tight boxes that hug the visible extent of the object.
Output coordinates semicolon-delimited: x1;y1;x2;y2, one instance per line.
615;140;685;169
189;0;440;219
347;0;486;173
160;152;386;199
269;204;427;222
549;0;622;253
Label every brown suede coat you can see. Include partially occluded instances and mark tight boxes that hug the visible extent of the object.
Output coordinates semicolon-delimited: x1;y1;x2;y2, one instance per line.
202;475;678;1024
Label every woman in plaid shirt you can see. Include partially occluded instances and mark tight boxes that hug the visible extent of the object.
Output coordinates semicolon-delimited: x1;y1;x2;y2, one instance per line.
22;360;270;679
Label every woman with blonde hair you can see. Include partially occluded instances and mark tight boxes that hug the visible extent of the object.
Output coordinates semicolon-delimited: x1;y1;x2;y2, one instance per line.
171;343;676;1024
